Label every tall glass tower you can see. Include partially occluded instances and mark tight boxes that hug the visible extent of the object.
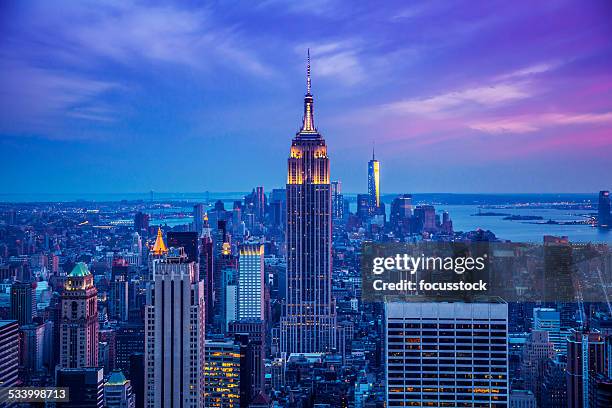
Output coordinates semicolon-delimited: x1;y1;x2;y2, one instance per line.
368;147;380;215
281;50;336;354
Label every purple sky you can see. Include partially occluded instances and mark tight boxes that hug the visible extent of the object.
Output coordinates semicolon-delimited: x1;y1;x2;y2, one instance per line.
1;0;611;194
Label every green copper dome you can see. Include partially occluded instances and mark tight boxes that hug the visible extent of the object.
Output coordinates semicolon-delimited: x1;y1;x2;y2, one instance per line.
106;370;127;386
69;262;91;277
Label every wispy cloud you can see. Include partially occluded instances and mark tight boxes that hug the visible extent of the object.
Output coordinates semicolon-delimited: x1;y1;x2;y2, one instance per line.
495;61;561;80
470;112;612;134
381;83;531;117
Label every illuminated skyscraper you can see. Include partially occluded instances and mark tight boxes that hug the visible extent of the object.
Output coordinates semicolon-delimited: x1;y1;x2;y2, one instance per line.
145;240;206;408
204;339;242;408
368;147;380;215
60;263;99;368
238;244;265;320
281;50;336;354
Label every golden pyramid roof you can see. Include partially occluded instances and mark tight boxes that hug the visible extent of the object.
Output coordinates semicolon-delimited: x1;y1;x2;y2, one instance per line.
151;227;168;255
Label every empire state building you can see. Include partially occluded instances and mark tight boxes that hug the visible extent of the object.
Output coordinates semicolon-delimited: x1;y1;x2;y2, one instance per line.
281;50;336;354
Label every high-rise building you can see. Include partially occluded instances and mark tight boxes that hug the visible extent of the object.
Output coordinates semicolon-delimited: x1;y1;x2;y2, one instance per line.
204;339;242;408
60;263;99;368
533;308;564;355
199;214;215;326
281;50;336;354
413;205;436;233
331;181;344;220
385;301;509;406
228;319;266;395
104;370;136;408
56;367;104;408
255;186;266;223
10;281;37;325
389;194;412;234
115;323;144;376
521;331;555;405
0;320;19;390
356;194;370;220
598;191;611;228
144;243;206;408
134;212;150;233
367;148;380;215
566;329;606;408
270;189;286;229
193;204;204;234
238;244;265;320
109;259;129;322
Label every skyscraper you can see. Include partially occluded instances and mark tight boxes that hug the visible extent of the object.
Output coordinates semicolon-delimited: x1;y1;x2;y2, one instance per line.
331;181;343;220
0;320;19;391
238;244;265;320
109;259;129;322
193;203;204;234
281;50;336;354
204;338;242;408
367;147;380;215
598;190;611;228
145;243;206;408
60;263;99;368
10;281;36;325
385;301;509;406
566;329;606;408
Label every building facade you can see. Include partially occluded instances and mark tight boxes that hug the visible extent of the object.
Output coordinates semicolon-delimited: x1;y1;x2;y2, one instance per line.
60;263;99;368
385;301;509;407
238;244;265;320
144;244;206;408
281;51;336;354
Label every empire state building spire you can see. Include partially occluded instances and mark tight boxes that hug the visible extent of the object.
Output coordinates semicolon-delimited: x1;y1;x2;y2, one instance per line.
300;49;316;133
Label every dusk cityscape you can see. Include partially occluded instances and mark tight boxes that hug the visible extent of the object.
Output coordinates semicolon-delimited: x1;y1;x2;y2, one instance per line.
1;1;612;408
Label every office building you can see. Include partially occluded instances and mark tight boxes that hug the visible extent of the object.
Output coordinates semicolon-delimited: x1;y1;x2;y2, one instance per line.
193;203;204;234
238;244;265;320
144;243;206;408
109;260;129;322
281;51;336;354
56;367;104;408
10;281;37;325
331;181;344;220
104;370;136;408
413;205;436;233
385;301;509;406
0;320;19;390
229;319;266;395
533;308;565;355
199;213;215;325
204;339;242;408
566;329;606;408
60;262;99;368
521;331;555;405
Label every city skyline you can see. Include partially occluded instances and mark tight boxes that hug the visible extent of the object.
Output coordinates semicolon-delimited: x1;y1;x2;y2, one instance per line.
1;0;611;194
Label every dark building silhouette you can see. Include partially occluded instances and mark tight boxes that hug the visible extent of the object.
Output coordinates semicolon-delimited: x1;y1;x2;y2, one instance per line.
56;367;104;408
